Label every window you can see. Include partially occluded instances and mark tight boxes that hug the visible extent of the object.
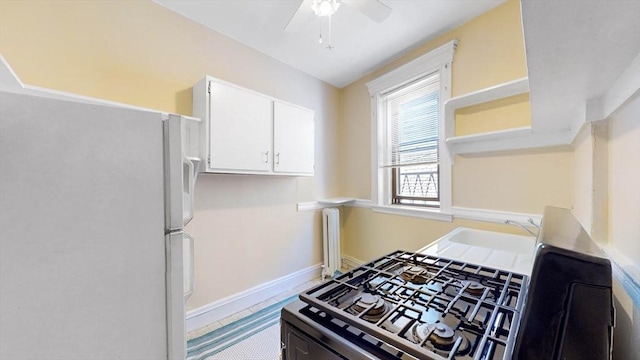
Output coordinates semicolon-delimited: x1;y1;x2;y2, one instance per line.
367;40;456;219
383;74;440;207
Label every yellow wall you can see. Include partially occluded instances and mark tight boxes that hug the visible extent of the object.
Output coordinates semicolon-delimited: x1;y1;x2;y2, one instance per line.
452;149;573;213
339;0;574;262
455;94;531;136
0;0;341;311
449;0;531;137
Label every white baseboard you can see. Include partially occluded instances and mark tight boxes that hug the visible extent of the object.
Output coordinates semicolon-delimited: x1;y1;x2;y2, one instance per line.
185;263;322;333
341;254;365;270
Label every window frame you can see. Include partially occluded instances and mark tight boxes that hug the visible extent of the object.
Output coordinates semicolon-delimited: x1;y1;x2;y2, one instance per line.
366;40;457;221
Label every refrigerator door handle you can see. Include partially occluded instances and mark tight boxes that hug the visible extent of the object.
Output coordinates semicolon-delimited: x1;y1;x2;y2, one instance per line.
164;115;184;232
183;231;195;300
183;156;200;226
166;231;186;360
166;230;195;359
165;115;201;230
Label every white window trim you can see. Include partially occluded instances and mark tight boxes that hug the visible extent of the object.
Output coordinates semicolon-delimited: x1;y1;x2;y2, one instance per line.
366;40;457;221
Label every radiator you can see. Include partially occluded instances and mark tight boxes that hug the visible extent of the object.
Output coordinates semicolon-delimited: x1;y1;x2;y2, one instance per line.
322;208;341;280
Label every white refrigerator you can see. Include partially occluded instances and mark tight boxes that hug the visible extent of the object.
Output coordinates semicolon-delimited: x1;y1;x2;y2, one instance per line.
0;81;199;358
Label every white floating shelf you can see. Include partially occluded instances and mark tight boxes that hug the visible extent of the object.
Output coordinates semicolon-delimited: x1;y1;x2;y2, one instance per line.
443;77;572;156
446;127;572;155
445;77;529;111
444;78;531;157
318;197;356;206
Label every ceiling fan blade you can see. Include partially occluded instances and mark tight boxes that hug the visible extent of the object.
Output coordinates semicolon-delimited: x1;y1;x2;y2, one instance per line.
284;0;314;32
343;0;392;23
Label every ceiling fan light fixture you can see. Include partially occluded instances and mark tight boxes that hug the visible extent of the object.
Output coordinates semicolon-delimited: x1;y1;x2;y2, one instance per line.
312;0;340;17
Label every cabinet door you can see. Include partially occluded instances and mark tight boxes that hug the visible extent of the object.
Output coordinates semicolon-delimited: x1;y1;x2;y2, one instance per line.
208;81;272;172
273;101;314;175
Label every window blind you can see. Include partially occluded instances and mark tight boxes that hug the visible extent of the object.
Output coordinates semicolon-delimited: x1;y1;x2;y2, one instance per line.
381;73;440;168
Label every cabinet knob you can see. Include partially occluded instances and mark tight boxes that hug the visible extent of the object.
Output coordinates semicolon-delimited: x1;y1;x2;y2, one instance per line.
276;152;280;165
264;150;269;163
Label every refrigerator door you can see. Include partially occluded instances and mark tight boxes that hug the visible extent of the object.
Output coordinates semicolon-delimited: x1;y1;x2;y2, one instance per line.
0;91;169;360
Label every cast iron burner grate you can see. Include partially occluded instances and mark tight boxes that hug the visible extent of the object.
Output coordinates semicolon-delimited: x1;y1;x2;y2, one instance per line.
299;250;527;360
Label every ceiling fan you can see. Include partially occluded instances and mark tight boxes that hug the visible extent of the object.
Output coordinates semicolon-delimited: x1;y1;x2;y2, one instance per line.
285;0;392;33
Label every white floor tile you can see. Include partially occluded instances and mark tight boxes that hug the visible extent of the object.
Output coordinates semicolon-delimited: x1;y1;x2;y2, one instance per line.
187;320;223;340
248;297;278;313
218;309;253;327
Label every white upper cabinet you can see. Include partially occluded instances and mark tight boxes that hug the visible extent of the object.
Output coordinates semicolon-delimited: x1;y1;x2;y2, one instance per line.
208;81;272;173
273;101;314;175
193;76;314;176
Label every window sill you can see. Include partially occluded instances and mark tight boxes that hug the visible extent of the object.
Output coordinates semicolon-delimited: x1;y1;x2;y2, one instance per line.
371;205;453;222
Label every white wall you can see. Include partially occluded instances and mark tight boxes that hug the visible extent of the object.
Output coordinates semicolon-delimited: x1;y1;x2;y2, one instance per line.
608;92;640;360
608;93;640;272
573;91;640;360
572;122;594;233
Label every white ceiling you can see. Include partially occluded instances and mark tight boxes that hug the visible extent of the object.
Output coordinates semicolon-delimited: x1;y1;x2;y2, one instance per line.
521;0;640;133
154;0;505;88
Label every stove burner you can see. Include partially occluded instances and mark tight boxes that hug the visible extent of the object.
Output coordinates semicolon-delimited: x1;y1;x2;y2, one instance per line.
350;293;390;322
413;323;454;345
401;266;430;284
461;280;485;296
411;322;471;354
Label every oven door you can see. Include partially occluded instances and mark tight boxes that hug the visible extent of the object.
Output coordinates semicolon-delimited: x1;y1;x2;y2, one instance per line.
281;319;344;359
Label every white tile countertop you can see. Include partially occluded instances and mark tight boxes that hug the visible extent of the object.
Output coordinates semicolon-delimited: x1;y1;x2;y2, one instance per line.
416;227;537;275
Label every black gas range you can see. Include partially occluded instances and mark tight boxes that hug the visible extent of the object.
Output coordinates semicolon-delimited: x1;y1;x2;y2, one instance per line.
281;207;615;359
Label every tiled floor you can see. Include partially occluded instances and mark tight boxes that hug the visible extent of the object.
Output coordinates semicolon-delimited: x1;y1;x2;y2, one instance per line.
186;277;323;340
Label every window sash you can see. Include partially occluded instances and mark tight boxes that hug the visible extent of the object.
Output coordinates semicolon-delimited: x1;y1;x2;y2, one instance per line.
392;164;440;206
381;73;440;168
